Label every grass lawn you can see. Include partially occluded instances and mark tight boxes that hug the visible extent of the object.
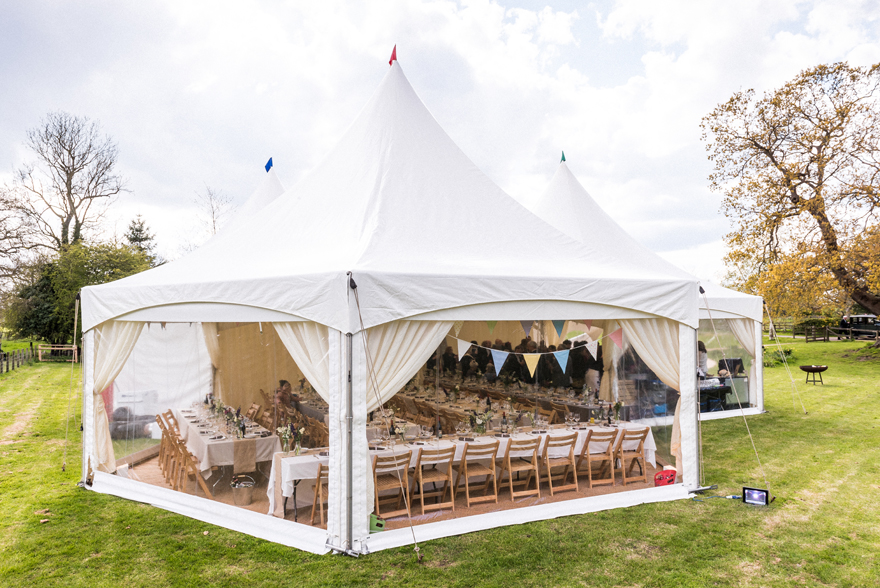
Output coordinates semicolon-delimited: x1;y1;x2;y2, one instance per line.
1;340;879;587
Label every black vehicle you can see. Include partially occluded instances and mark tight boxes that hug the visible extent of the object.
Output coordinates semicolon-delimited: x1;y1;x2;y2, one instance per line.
848;315;879;338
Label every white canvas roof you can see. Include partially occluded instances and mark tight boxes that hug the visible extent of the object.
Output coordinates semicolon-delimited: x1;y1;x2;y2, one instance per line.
698;281;763;322
528;161;762;323
82;63;699;332
221;166;286;235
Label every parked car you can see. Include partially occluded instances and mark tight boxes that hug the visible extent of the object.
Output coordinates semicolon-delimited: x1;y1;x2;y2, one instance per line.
847;314;879;338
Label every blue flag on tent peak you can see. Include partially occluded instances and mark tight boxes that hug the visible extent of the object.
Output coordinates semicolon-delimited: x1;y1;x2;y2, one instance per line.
560;151;565;162
265;157;273;172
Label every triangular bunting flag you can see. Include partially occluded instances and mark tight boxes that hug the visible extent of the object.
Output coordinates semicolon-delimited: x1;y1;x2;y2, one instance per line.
586;339;598;360
609;328;623;349
265;157;273;172
453;320;464;336
520;320;533;336
456;338;472;360
490;349;508;376
584;320;592;331
389;44;397;66
553;349;570;372
486;320;497;334
523;354;541;377
552;320;565;337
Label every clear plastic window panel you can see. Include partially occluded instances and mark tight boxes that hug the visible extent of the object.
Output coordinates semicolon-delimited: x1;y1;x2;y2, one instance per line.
697;319;752;413
108;321;333;529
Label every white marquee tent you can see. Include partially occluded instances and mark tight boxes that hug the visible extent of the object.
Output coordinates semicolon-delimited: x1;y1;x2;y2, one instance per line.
81;60;702;555
526;162;765;418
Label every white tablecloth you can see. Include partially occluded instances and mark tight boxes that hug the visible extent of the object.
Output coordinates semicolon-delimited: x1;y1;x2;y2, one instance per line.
174;409;281;473
267;422;655;514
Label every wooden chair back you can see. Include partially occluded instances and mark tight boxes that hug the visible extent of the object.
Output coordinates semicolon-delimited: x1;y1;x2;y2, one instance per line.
615;427;650;485
498;436;541;499
372;449;413;519
541;432;579;495
412;445;457;514
576;429;618;488
245;403;261;420
310;463;330;526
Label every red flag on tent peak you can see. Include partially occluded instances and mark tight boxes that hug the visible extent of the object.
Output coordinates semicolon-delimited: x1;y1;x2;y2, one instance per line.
389;45;397;66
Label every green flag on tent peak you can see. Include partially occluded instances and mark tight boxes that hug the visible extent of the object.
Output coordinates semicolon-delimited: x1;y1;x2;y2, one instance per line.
561;151;566;162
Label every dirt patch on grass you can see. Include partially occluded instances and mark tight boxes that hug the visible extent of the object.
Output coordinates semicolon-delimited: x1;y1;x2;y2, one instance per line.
2;401;41;440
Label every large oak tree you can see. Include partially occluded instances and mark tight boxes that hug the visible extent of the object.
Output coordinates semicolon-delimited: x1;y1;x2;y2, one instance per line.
702;62;880;317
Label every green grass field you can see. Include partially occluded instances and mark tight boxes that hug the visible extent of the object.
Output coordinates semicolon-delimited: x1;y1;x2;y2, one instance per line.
1;340;879;587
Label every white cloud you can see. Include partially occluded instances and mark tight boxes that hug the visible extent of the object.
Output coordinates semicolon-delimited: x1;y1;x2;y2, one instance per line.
1;0;878;268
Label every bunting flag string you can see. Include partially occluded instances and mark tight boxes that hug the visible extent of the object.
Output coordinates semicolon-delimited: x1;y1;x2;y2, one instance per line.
523;354;541;377
586;339;598;360
608;328;624;349
447;333;616;364
456;337;472;359
490;349;509;375
553;349;570;372
551;320;565;337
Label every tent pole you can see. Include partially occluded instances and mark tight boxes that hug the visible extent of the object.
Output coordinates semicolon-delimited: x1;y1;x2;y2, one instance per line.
346;332;353;552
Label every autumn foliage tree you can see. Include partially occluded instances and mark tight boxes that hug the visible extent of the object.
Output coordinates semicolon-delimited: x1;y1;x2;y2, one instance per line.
702;62;880;318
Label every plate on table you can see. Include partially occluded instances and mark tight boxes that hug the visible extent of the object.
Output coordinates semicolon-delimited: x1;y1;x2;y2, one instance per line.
369;445;387;451
209;435;225;440
244;433;260;439
199;430;216;436
197;424;211;428
180;410;195;414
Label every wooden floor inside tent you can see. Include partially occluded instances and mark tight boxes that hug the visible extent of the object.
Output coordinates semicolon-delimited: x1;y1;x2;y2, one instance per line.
127;454;666;531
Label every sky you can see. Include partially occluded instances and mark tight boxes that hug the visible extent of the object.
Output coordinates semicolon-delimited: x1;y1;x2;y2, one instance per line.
2;0;879;281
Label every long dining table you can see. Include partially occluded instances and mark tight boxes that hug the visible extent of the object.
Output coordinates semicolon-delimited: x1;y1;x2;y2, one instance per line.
266;421;656;517
174;408;281;474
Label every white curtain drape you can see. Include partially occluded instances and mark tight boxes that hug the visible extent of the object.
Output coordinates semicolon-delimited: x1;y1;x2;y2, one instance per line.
201;323;222;400
620;318;681;391
620;318;683;473
728;318;758;391
93;320;145;472
274;322;331;401
598;320;622;402
362;320;454;412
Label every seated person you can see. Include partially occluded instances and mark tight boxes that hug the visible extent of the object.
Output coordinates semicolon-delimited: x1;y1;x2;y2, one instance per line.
274;379;300;407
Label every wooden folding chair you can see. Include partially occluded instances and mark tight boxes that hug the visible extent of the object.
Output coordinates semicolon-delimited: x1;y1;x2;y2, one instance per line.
155;415;171;474
497;437;541;499
537;406;559;425
540;432;579;496
410;445;456;515
162;409;181;435
454;440;500;507
245;403;261;420
550;402;570;421
614;427;650;485
373;450;413;519
572;429;618;488
174;438;213;499
310;463;330;526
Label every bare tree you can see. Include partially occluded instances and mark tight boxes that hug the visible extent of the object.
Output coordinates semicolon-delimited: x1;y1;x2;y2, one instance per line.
0;190;38;280
175;186;236;256
194;185;235;236
8;111;125;251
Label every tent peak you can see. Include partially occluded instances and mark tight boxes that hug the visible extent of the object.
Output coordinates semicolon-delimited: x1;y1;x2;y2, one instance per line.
389;45;397;66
